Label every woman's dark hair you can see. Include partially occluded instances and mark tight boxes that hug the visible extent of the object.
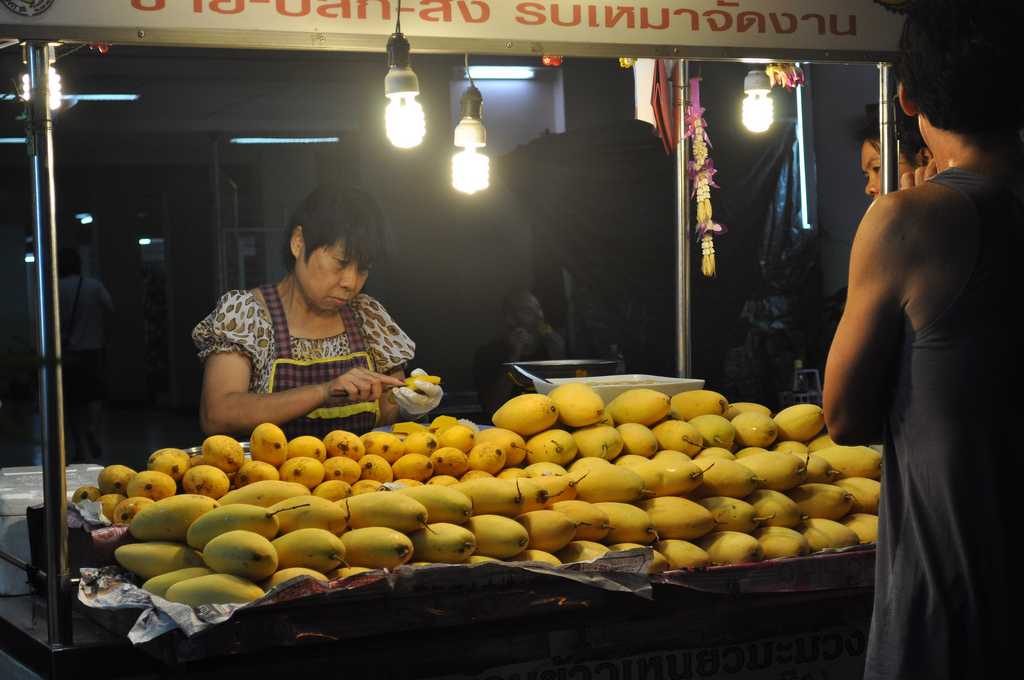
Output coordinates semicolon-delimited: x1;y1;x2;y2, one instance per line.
282;185;390;272
855;103;928;163
58;247;81;278
896;0;1023;135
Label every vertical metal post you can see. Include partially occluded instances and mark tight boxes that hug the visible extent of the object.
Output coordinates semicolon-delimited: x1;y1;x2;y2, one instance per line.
879;63;899;195
675;60;692;378
211;134;225;294
26;41;71;647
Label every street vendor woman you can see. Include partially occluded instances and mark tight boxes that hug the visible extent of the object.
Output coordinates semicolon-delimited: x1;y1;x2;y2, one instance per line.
192;185;442;437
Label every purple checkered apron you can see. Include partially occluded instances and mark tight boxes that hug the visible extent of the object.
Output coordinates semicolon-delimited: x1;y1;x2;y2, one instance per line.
260;284;379;438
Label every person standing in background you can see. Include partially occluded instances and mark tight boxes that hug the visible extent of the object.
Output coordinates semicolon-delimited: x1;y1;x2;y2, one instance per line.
59;247;114;461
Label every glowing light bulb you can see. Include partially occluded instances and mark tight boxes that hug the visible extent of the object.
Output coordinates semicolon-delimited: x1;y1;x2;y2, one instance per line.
452;147;490;195
20;67;62;111
385;93;426;149
742;69;773;134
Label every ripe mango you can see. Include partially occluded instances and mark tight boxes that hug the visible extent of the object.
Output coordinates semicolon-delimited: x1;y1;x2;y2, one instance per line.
801;525;834;552
142;567;214;599
735;447;771;459
802;518;859;548
772;441;809;456
736;452;807;492
532;475;578;504
689;414;736;450
608;389;671;426
202;530;278;581
271;495;347;535
692;459;761;499
323;430;364;461
356;454;392;484
475;428;528;466
670;389;729;421
615;454;653;468
787;483;855;520
430;447;469;477
723;402;772;420
147;448;191;482
548;383;605;428
592;502;657;545
604;544;671;573
695;447;736;461
202;434;245;473
526;429;577;466
428;415;460;435
392;421;428;436
409;522;476;563
360;431;405;463
696;531;764;565
495;469;527;481
321;456;360;486
814;446;882;481
130;494;220;542
72;486;101;504
804;453;841;484
550;500;611;542
631;456;704;496
250;422;288;466
638;496;715;540
492;394;559;436
187;503;280;550
237;461;281;487
616;423;659;458
652;420;703;456
112;497;154;525
754;526;810;559
745;490;806;528
395;485;473;524
98;494;126;521
568;457;613;475
773;404;825;443
524;461;568;477
516;510;578;553
352;479;383;494
698;496;770;533
841;513;879;543
572;425;624;461
340;527;412;569
98;465;136;496
454;478;533;517
183;464;231;499
165;573;264;606
115;542;203;579
427;475;459;486
461;470;493;481
344;491;428;532
466;555;498;564
405;374;442;389
395;479;423;487
263;567;328;590
219;480;311;507
126;471;177;502
732;412;779;449
402;431;439;457
327;565;373;579
466;514;530;558
509;549;561;567
807;433;836;453
466;443;506;475
273;528;346;571
573;464;647;503
436;425;476;454
835;477;881;514
554;540;609;564
392;453;435;481
655;539;710;570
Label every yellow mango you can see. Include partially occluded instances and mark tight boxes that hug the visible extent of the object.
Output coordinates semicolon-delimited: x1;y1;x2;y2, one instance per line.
237;461;281;487
604;543;671;572
165;573;264;607
801;525;834;552
466;555;498;564
361;431;405;463
475;428;528;466
427;475;459;486
615;454;653;467
802;518;860;548
745;489;807;528
616;423;659;458
130;494;220;542
344;491;428;532
532;475;578;505
111;497;154;525
592;502;657;545
691;458;761;499
428;415;459;435
99;494;126;520
807;433;836;453
608;389;671;426
841;513;879;543
313;480;353;502
273;528;346;571
554;540;609;563
524;462;568;477
218;480;310;507
835;477;881;514
402;431;439;457
263;567;328;590
695;447;736;461
460;470;494;481
321;456;360;485
466;443;506;475
115;542;204;579
182;464;231;499
689;414;736;450
497;468;530;480
696;531;765;565
357;454;393;484
736;452;807;492
652;420;703;456
392;453;435;481
573;464;647;503
123;471;175;502
550;500;611;542
516;510;578;553
98;465;136;496
142;567;214;598
72;486;102;504
754;526;810;559
772;441;809;456
147;448;191;482
409;523;476;563
323;430;364;461
455;478;535;516
526;429;577;466
186;503;280;550
395;479;423;487
735;447;772;459
804;453;841;484
327;565;373;579
655;539;711;570
202;530;278;581
638;496;715;540
271;495;348;535
814;446;882;481
392;421;428;436
352;479;383;495
723;402;772;420
698;496;771;533
632;456;704;497
434;425;474;454
430;447;469;477
201;434;245;473
787;483;855;520
773;404;825;443
509;549;561;567
466;514;530;558
395;485;473;524
276;457;324;490
568;457;613;475
572;425;624;460
340;527;413;569
670;389;729;421
250;422;289;466
732;411;779;449
548;383;605;428
492;394;560;436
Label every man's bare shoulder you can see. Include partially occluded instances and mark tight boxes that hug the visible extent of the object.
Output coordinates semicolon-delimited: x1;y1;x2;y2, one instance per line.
860;181;975;262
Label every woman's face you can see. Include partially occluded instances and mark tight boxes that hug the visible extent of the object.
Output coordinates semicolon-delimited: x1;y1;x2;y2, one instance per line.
860;140;918;200
292;232;369;312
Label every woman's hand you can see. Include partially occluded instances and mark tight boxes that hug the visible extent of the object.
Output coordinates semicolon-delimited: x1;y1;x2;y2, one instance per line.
900;158;939;190
325;368;404;404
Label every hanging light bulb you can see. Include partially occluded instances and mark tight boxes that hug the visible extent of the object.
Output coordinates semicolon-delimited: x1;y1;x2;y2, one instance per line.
452;72;489;195
384;5;425;149
742;69;773;133
20;66;62;111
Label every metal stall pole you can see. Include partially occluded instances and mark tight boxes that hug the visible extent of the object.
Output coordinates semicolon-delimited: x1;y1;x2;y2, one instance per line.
675;60;692;378
26;41;72;647
879;63;899;195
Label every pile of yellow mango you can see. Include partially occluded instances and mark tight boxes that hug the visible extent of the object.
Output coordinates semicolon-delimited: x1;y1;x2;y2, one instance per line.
69;385;880;607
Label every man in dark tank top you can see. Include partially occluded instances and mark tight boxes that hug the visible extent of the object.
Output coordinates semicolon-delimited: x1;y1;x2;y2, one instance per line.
824;2;1022;678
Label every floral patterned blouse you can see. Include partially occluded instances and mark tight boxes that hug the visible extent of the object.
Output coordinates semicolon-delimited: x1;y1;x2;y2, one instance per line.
192;289;416;394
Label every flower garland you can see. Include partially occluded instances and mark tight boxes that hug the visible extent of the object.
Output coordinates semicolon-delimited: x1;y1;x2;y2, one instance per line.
685;77;725;278
765;63;806;90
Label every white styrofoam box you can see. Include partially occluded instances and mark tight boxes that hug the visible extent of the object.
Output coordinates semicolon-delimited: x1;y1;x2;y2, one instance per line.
533;374;705;404
0;464;103;596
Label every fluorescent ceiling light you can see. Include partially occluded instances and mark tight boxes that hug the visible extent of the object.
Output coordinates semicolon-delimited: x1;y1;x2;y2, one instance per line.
138;238;152;246
64;94;140;102
24;254;35;263
0;137;26;144
466;66;535;80
229;137;340;145
75;212;94;225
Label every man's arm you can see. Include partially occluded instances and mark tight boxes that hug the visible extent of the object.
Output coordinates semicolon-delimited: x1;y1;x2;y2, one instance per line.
824;197;909;445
